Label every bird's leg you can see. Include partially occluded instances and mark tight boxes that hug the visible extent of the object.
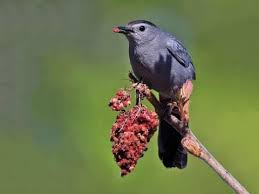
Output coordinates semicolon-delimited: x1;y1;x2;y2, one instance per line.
161;102;173;121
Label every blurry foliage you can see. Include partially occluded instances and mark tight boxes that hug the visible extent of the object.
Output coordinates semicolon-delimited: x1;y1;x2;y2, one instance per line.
0;0;258;193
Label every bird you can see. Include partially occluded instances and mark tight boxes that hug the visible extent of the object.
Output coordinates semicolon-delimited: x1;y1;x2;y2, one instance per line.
113;20;196;169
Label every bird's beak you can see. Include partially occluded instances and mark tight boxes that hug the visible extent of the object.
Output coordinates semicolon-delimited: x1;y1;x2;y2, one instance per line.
112;26;133;34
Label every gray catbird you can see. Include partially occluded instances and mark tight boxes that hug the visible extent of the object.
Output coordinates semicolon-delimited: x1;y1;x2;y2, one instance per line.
113;20;196;169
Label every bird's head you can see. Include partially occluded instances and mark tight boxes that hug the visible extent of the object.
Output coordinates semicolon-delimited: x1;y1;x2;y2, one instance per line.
113;20;159;45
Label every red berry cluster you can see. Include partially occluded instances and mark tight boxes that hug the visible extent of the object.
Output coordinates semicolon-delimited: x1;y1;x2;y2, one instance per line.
109;89;131;111
110;106;159;176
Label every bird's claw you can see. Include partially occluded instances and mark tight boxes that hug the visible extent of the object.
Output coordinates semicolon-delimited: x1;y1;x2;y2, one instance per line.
163;102;180;119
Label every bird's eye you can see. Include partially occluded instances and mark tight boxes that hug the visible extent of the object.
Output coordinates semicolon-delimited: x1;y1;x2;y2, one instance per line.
139;26;145;32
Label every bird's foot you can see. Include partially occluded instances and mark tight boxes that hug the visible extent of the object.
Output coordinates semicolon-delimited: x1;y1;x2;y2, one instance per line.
162;102;180;120
167;102;179;114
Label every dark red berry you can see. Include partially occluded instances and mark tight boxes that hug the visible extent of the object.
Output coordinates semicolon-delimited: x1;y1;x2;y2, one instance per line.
110;106;159;176
109;89;131;111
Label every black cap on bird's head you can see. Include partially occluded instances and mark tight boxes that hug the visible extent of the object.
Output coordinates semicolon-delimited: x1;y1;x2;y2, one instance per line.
113;20;159;44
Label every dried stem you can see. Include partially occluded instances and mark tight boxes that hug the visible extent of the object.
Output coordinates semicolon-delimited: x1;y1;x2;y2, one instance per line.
129;73;249;194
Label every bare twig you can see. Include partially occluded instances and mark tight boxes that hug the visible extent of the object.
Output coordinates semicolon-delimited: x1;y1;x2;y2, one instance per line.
129;72;249;194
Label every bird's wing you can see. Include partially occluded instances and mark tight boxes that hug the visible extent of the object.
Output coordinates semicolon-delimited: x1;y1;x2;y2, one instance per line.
166;38;192;68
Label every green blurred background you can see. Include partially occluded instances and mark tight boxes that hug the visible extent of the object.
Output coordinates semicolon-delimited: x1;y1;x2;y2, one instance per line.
1;0;258;193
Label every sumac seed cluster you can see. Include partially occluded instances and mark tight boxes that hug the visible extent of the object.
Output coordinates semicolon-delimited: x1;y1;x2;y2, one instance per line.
110;106;159;176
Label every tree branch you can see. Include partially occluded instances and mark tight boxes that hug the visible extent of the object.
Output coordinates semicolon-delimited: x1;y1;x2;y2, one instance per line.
129;73;249;194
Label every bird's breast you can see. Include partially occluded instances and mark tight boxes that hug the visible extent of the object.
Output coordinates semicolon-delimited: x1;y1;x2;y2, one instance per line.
129;46;175;93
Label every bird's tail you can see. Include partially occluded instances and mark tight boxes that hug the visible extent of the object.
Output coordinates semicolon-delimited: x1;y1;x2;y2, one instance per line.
158;96;187;169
